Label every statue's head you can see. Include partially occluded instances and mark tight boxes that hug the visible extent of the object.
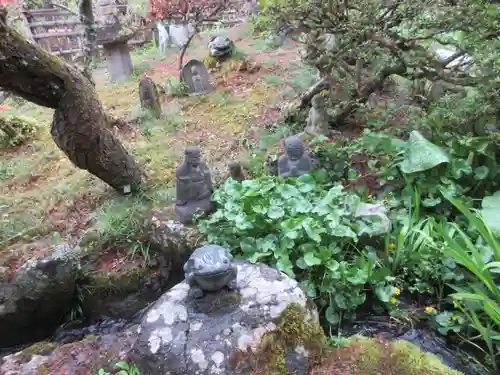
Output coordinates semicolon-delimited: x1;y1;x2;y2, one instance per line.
191;65;200;75
229;161;242;173
312;94;325;109
185;146;201;167
285;136;304;161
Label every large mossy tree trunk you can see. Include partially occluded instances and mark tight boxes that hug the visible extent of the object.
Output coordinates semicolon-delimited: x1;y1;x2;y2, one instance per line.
0;8;144;193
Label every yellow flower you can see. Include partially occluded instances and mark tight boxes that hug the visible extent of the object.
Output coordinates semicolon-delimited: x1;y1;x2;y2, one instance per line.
451;316;457;321
390;297;397;304
388;243;396;249
425;306;435;313
394;287;401;296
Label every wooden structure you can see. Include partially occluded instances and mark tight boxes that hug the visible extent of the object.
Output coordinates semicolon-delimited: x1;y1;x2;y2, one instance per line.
24;7;83;60
23;3;151;62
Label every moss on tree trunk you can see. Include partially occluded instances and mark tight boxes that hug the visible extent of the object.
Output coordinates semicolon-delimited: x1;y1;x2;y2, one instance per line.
0;7;143;193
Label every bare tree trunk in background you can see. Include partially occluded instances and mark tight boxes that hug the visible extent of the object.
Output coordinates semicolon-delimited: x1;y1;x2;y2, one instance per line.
0;7;144;194
78;0;97;83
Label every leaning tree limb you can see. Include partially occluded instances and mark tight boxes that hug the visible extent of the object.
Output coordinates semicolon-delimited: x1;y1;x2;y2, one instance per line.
0;7;144;194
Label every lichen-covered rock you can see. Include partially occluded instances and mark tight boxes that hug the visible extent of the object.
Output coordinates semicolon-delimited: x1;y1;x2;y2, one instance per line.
0;330;137;375
130;261;324;375
0;244;79;348
149;217;205;285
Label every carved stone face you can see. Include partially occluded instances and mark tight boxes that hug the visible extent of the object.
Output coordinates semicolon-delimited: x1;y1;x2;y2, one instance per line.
312;95;325;109
185;147;201;168
285;136;304;161
191;66;200;77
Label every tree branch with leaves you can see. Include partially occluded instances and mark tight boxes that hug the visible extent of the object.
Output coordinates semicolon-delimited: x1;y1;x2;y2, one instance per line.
254;0;499;126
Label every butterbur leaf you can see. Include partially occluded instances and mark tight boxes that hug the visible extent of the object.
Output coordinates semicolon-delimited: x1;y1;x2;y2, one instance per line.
296;257;308;269
247;251;272;263
399;131;449;174
304;252;322;266
276;256;295;278
325;305;340;324
252;205;267;214
422;197;441;207
480;191;500;233
259;234;278;252
334;294;347;309
240;237;256;253
474;166;489;180
326;259;340;272
277;184;300;199
267;205;285;219
375;284;395;303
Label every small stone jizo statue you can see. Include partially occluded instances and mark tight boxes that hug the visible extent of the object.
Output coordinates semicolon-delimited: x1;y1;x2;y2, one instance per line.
228;161;246;181
304;94;329;137
175;147;215;224
191;65;208;94
183;244;238;299
278;136;314;178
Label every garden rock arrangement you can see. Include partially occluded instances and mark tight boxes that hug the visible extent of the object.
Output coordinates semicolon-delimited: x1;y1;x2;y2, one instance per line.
129;261;321;375
0;244;79;348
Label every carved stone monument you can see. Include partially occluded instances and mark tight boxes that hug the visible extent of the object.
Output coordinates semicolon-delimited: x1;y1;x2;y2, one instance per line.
228;161;246;181
139;77;162;118
175;147;215;224
278;136;314;178
180;59;214;95
96;21;135;81
304;94;329;137
183;244;238;299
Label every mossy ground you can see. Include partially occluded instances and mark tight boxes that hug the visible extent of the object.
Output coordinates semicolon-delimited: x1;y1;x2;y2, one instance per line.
0;24;308;278
311;335;463;375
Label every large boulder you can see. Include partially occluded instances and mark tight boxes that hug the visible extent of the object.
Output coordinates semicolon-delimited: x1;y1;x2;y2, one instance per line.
149;216;205;286
130;261;326;375
0;244;79;348
0;330;137;375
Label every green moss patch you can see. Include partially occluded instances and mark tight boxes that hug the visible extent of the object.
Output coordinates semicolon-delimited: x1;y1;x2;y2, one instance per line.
311;336;463;375
17;341;58;363
229;303;328;374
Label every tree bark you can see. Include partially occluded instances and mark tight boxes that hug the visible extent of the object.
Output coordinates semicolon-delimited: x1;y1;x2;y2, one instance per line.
0;7;144;194
78;0;97;82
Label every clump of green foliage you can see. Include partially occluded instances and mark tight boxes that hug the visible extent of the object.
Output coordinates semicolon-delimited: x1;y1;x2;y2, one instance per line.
199;173;392;324
165;77;188;97
0;115;39;147
98;361;140;375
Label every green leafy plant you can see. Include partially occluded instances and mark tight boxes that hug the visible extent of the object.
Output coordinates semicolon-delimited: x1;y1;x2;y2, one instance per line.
199;174;389;325
165;77;188;97
436;193;500;370
98;361;141;375
0;115;39;147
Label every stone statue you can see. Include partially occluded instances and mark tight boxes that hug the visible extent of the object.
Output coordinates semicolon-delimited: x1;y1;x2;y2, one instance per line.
277;136;314;178
175;147;215;224
183;244;238;299
228;161;246;181
191;65;207;94
304;94;329;137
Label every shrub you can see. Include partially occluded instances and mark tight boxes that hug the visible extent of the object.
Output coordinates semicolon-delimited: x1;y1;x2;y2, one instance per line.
0;115;38;148
198;173;390;324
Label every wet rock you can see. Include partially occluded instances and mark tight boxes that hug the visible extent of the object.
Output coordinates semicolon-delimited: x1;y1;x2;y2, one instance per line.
0;244;79;348
0;330;137;375
130;261;321;375
149;216;205;287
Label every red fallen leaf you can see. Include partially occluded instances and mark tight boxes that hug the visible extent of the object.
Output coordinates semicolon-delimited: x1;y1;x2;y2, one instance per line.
0;104;8;112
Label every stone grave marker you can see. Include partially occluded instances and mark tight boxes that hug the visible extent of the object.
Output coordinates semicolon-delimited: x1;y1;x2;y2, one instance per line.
180;59;214;95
